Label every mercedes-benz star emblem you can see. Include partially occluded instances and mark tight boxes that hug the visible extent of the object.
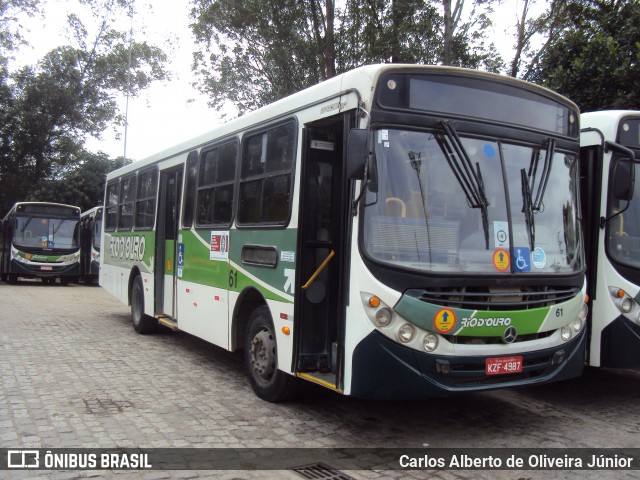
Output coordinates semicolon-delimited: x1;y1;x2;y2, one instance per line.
502;326;518;344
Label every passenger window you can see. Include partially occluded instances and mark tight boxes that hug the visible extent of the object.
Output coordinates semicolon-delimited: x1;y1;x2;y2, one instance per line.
134;168;158;230
238;121;296;225
196;140;237;227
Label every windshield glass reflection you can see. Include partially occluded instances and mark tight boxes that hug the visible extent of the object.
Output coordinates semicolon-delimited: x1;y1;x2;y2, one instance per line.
362;129;583;275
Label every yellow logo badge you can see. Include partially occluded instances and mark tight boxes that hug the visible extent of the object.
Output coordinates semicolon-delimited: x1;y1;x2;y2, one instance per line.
433;308;456;334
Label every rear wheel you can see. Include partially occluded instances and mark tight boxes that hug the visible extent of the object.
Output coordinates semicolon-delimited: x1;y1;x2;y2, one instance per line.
131;275;157;334
245;306;297;402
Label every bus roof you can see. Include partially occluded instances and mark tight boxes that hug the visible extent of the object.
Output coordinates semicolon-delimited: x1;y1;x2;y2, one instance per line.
2;201;81;222
581;110;640;146
107;63;578;181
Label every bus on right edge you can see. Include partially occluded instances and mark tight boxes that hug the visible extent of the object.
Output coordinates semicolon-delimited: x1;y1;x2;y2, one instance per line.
580;110;640;368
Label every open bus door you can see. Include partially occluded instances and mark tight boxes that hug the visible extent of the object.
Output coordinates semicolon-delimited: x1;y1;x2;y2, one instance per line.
580;129;638;366
294;113;355;392
155;167;183;320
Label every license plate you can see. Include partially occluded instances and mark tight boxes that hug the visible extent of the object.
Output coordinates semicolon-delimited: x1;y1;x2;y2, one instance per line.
40;266;53;271
485;356;523;375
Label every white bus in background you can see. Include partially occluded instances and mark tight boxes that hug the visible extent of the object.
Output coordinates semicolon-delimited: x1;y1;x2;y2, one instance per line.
80;206;103;285
101;64;588;402
0;202;81;285
580;111;640;368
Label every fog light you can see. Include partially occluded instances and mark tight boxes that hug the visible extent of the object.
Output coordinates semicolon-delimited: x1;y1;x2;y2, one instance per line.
552;350;566;365
621;297;633;313
375;308;393;327
423;333;438;352
398;323;415;343
561;326;572;341
436;359;450;374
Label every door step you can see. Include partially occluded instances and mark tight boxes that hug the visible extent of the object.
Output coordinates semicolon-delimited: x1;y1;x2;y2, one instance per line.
157;316;178;331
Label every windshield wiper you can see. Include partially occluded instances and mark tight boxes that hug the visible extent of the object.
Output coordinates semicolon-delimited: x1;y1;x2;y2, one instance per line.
20;216;34;233
53;219;66;235
521;139;556;251
521;168;535;251
530;138;555;212
435;121;490;249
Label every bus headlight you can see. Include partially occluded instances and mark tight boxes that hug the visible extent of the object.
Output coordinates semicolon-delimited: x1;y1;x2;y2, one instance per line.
621;297;634;313
398;323;415;343
423;333;438;352
375;308;393;327
560;326;572;342
570;317;583;333
578;303;588;322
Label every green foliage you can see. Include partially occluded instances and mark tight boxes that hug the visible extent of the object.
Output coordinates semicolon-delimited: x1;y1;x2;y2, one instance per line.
0;0;169;215
190;0;503;113
26;152;130;211
533;0;640;112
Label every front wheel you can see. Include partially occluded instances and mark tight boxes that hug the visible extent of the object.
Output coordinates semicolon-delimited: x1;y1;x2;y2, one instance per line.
131;275;158;334
245;306;297;402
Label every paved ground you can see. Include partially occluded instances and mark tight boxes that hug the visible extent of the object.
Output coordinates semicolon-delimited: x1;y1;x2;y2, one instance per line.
1;281;640;479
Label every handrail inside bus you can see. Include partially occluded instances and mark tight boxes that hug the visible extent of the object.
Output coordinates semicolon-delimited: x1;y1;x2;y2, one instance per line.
301;250;335;290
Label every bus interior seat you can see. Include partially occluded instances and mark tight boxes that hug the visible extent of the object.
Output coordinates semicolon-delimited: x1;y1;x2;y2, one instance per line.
406;190;429;218
385;197;406;217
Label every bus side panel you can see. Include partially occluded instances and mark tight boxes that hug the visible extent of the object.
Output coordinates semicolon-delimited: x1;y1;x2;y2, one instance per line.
175;229;230;349
101;231;155;308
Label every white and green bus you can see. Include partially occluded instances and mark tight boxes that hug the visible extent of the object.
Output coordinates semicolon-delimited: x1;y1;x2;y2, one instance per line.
580;110;640;368
0;201;81;284
79;206;103;284
101;64;588;401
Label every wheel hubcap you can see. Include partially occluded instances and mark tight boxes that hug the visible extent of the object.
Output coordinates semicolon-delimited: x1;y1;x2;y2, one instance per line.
250;328;276;382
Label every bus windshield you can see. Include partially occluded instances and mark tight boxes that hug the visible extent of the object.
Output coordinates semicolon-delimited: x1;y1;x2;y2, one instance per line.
363;128;583;275
606;159;640;269
14;215;79;249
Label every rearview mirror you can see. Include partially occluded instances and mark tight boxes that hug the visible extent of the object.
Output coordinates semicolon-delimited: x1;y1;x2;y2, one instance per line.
346;129;368;180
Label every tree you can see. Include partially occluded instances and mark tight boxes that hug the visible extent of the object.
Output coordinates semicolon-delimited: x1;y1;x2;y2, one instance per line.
191;0;335;114
532;0;640;111
0;0;169;214
0;0;41;54
27;152;130;211
336;0;442;69
191;0;503;114
507;0;572;80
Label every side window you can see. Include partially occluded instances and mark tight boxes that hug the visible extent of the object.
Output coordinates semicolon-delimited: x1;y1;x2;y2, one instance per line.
196;141;237;227
238;122;296;225
118;175;135;230
105;181;119;231
135;168;158;230
182;151;199;228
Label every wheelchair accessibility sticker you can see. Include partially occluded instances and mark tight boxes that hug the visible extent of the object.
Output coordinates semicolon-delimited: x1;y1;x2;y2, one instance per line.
513;247;531;272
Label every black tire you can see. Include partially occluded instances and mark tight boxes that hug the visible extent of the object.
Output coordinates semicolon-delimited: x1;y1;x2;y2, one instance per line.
131;275;158;334
245;306;297;402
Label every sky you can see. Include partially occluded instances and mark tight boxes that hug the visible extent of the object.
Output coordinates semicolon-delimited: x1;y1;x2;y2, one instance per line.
15;0;531;162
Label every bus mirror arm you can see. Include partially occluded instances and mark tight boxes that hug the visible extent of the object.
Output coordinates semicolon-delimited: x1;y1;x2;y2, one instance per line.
600;141;637;229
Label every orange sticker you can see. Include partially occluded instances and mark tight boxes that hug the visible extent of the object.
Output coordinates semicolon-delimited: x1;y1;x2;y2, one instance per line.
493;248;510;272
166;258;173;272
433;308;456;334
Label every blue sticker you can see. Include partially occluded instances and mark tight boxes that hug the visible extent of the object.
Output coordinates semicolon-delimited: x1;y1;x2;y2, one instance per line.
483;144;496;158
513;247;531;272
532;247;546;269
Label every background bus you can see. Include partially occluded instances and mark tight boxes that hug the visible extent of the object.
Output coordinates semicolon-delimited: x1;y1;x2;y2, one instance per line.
580;110;640;368
79;206;103;285
0;201;81;285
101;64;588;402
